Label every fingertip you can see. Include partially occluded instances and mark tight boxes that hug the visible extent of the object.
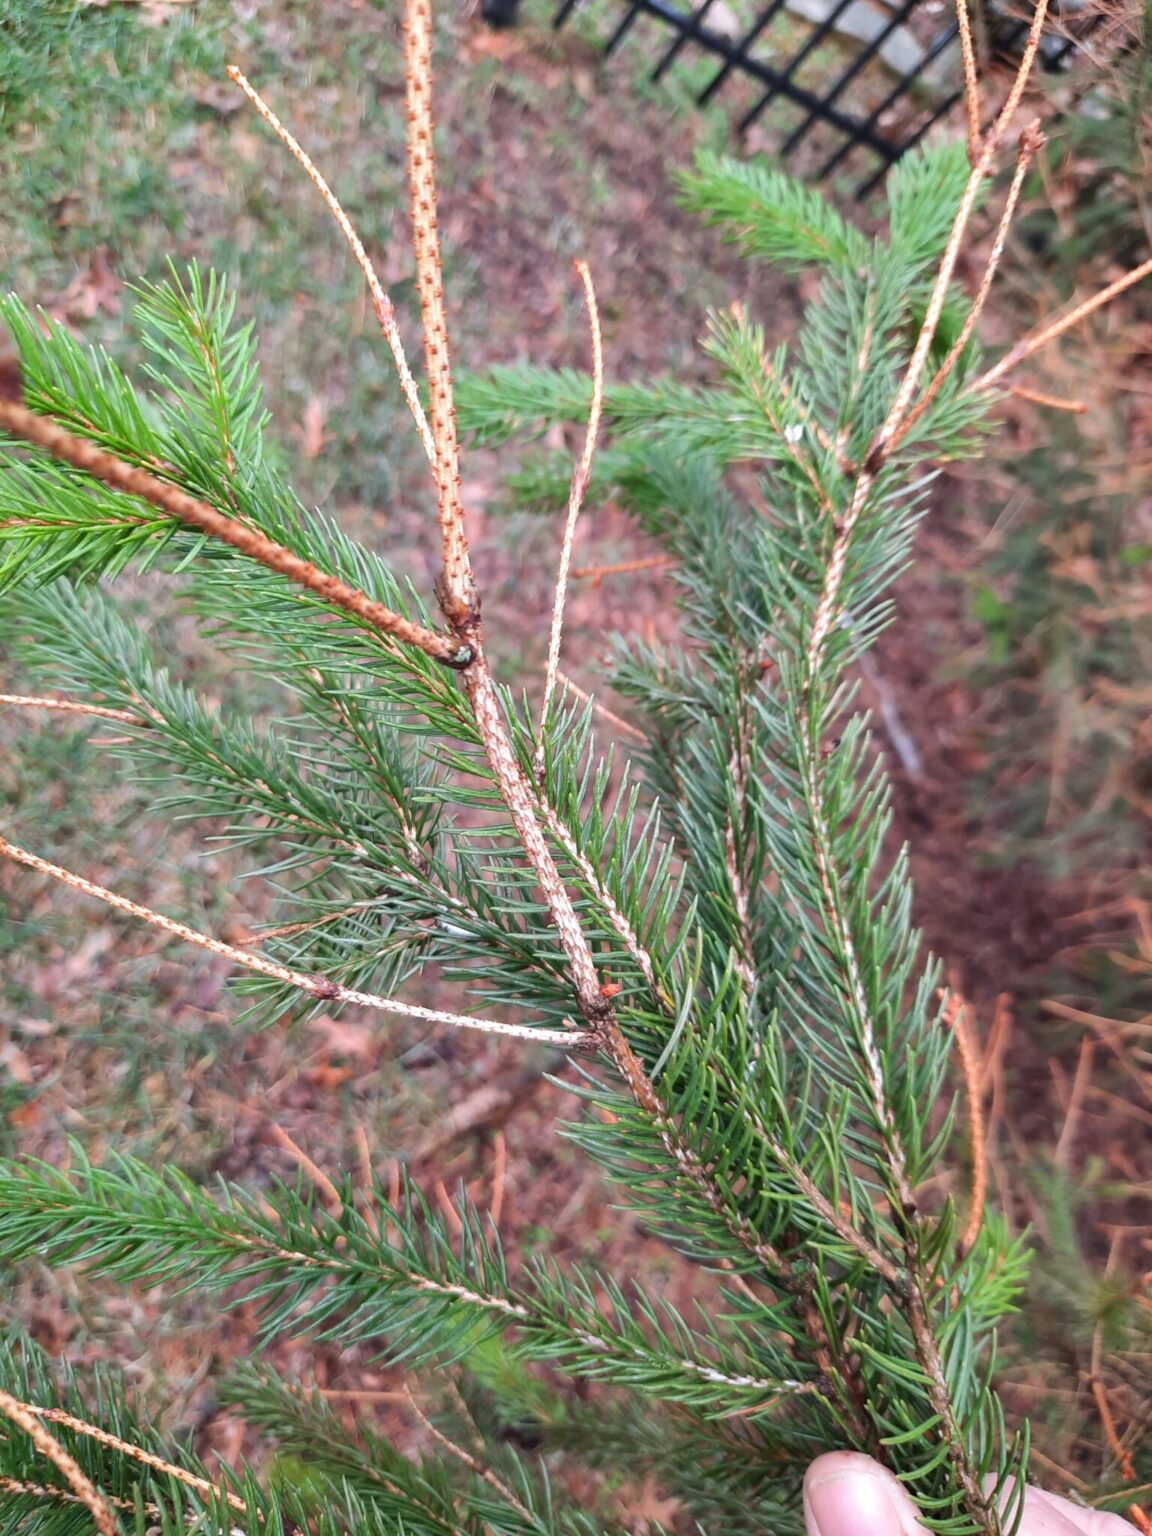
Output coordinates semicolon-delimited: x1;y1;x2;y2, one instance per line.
804;1454;928;1536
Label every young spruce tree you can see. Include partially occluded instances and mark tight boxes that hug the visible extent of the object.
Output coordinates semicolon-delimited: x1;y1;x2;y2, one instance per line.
0;2;1146;1533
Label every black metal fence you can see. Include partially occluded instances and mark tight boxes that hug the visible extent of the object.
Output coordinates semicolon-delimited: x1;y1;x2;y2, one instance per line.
543;0;1093;194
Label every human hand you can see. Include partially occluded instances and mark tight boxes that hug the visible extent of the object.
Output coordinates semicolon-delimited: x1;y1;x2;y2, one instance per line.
803;1453;1136;1536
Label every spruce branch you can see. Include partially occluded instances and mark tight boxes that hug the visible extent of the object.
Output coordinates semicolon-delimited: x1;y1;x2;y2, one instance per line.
3;1;1131;1528
0;397;472;668
0;1155;814;1421
0;834;591;1047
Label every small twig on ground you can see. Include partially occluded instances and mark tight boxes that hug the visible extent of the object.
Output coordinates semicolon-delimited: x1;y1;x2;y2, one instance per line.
1007;384;1088;412
354;1123;382;1237
571;555;674;584
0;834;592;1048
0;1392;117;1536
490;1129;507;1228
386;1157;401;1248
317;1388;410;1403
537;259;605;766
267;1124;344;1215
409;1054;567;1164
432;1180;465;1241
1091;1378;1136;1482
1053;1035;1095;1170
557;671;646;744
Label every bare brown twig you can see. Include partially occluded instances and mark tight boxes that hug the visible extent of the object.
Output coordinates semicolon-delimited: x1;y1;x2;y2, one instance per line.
955;0;982;160
0;833;591;1047
538;259;605;758
887;119;1044;456
0;1392;117;1536
977;254;1152;392
226;67;437;470
0;692;146;725
0;398;471;669
30;1405;250;1517
404;0;476;632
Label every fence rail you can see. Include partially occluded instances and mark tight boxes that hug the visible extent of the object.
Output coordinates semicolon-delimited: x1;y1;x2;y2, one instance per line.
543;0;1094;193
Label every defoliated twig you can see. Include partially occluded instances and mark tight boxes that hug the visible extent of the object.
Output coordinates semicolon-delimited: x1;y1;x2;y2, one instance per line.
0;692;146;726
397;0;794;1297
0;1391;117;1536
884;119;1044;458
0;1475;148;1519
866;0;1051;469
537;260;604;763
404;0;476;632
0;834;591;1047
226;67;437;470
976;253;1152;392
0;399;472;669
811;4;1051;670
955;0;982;162
29;1406;250;1517
404;1388;538;1527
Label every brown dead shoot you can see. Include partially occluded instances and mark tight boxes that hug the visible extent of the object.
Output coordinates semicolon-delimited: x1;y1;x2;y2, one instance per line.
538;259;605;764
0;1392;117;1536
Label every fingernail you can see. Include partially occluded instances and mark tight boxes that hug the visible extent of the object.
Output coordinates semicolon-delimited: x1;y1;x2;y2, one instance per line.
805;1462;919;1536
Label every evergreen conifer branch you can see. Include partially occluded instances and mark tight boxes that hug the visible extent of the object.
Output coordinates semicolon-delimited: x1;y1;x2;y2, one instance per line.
0;1154;818;1423
3;0;1151;1530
